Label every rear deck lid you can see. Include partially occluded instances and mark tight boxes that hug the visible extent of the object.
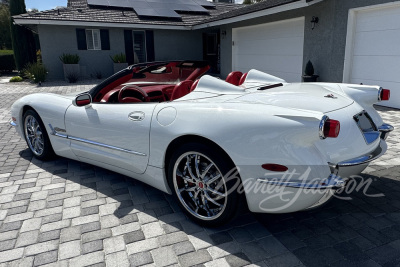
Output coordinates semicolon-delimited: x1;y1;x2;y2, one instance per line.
233;83;354;113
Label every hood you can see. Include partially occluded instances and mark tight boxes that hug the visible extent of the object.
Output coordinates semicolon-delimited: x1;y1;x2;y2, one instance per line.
46;91;87;100
231;83;354;113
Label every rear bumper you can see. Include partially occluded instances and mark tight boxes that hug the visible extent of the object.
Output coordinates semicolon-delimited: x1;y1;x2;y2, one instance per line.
257;174;345;190
249;124;392;213
329;129;390;176
379;123;394;140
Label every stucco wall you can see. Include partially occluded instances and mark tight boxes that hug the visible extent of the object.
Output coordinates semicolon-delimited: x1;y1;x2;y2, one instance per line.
38;25;125;80
38;26;203;80
218;0;397;82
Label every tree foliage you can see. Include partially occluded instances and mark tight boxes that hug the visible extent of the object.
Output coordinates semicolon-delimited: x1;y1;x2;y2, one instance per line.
0;3;11;49
9;0;36;70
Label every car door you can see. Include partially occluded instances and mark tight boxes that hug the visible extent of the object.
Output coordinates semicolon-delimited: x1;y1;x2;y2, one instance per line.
64;102;156;174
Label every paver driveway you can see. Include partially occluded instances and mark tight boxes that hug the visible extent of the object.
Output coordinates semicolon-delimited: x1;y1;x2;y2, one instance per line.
0;80;399;267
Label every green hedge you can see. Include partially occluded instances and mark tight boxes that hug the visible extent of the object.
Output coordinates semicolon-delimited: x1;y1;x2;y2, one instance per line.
0;54;16;72
0;50;14;56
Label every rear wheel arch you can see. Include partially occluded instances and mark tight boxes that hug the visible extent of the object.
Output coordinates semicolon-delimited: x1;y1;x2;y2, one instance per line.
164;135;236;174
165;137;244;226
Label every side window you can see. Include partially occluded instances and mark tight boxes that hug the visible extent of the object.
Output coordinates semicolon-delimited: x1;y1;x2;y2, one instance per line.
76;28;110;51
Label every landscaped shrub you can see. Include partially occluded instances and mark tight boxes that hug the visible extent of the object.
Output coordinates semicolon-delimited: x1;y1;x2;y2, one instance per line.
66;71;79;83
0;50;14;56
0;51;16;72
23;62;48;83
304;60;315;76
110;53;127;63
9;76;23;82
59;53;80;64
36;49;42;63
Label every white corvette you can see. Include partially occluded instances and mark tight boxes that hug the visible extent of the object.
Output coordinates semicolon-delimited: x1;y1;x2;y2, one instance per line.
10;61;394;226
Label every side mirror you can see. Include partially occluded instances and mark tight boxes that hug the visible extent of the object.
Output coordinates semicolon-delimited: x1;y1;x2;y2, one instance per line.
73;93;92;107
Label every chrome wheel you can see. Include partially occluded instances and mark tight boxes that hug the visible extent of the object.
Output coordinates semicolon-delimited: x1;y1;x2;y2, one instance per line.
173;152;228;221
24;115;44;156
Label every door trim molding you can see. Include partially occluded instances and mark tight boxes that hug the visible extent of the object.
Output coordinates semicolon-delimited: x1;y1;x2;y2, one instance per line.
49;124;147;156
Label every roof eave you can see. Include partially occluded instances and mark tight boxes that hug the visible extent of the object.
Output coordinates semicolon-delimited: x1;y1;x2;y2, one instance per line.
13;18;192;30
193;0;316;29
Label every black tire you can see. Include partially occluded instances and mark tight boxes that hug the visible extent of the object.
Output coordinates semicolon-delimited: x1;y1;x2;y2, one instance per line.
167;142;242;227
23;109;56;161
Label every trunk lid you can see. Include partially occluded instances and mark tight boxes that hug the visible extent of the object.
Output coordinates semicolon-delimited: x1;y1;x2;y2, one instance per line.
233;83;354;113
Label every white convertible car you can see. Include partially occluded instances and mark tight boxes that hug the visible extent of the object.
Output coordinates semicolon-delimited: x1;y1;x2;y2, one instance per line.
10;61;393;226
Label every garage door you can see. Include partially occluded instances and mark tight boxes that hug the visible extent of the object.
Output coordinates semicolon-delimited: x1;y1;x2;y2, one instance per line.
345;3;400;109
232;17;305;82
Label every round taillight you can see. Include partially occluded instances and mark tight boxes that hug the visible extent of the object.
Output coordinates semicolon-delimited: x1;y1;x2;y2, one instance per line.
320;116;340;139
262;164;288;172
381;89;390;101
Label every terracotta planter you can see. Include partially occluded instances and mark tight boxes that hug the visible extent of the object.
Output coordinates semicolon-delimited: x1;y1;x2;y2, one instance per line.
302;75;319;82
113;63;128;73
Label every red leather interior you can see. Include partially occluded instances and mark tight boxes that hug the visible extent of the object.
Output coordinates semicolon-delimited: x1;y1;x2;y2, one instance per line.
239;73;248;85
94;73;132;102
226;71;243;86
191;79;200;92
120;97;142;103
186;65;211;81
118;85;150;103
171;80;194;101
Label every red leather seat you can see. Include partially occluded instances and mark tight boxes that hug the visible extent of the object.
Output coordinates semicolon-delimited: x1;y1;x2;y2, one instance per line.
239;73;248;85
226;71;243;86
171;80;194;100
190;79;200;92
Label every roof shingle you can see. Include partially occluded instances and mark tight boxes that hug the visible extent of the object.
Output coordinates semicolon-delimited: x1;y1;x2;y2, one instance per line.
14;0;240;27
14;0;309;27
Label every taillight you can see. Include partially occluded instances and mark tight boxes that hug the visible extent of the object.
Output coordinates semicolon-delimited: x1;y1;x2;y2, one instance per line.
380;89;390;101
320;116;340;139
262;164;288;172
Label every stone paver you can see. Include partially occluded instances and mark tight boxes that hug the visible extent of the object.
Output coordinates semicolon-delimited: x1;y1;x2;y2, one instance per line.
0;80;399;266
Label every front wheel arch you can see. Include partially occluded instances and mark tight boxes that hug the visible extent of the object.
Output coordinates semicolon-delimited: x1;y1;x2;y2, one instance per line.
22;108;55;161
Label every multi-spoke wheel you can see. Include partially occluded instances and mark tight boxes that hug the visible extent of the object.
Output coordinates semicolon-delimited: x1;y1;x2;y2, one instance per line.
23;110;55;160
168;143;241;226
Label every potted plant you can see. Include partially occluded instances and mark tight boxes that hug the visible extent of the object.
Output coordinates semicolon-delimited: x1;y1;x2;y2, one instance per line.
111;53;128;73
60;53;80;82
302;60;319;82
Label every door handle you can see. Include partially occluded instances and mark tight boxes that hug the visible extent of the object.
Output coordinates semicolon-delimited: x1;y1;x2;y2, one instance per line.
128;112;145;121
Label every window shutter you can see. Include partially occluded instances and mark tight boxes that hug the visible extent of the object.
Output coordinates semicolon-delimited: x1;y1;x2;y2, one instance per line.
124;30;134;65
100;29;110;50
76;28;87;50
145;30;155;62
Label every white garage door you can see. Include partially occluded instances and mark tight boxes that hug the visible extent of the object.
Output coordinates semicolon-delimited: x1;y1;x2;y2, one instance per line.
345;3;400;109
232;17;305;82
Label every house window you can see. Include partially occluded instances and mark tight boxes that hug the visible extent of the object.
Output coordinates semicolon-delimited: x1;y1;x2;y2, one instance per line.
86;29;101;50
133;31;146;63
76;28;110;51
